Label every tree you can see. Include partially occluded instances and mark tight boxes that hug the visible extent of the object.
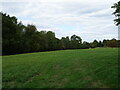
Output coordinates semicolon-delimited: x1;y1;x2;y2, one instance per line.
81;41;90;49
4;12;120;56
98;41;103;47
71;35;82;44
59;37;66;49
90;40;99;48
23;24;38;52
65;36;71;49
111;1;120;25
103;39;109;47
2;12;24;55
59;36;70;49
46;31;57;50
38;31;48;51
70;35;82;49
106;38;118;47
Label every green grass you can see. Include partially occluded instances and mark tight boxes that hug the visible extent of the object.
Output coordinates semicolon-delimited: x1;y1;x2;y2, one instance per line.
2;48;118;88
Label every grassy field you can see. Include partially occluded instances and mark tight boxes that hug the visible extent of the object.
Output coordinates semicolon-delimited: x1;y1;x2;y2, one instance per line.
2;48;118;88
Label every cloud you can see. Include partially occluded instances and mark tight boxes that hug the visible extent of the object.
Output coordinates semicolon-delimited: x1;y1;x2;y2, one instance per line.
1;0;119;42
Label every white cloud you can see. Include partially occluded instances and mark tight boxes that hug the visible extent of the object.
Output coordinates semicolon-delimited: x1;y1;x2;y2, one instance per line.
1;0;119;42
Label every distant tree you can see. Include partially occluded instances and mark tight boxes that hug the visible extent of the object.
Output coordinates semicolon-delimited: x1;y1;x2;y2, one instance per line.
59;37;66;49
90;40;99;48
59;36;71;49
65;36;71;49
71;35;82;43
70;35;82;49
90;43;95;48
23;24;38;52
55;38;61;50
111;1;120;25
106;38;118;47
46;31;57;50
98;41;103;47
103;39;109;47
25;24;37;34
38;31;48;51
81;41;90;49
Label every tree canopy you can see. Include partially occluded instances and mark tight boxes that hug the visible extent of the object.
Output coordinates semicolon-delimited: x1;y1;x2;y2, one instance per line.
1;12;119;55
111;1;120;25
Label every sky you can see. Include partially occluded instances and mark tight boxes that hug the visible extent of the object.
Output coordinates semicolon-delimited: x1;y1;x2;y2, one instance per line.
1;0;119;42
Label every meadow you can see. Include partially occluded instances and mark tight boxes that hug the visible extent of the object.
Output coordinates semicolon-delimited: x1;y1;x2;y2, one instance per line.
2;48;118;88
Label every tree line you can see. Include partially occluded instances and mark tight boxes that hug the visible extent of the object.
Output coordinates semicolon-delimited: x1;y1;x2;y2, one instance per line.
1;12;120;55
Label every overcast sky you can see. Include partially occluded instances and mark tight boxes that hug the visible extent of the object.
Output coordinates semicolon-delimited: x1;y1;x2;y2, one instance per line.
1;0;119;42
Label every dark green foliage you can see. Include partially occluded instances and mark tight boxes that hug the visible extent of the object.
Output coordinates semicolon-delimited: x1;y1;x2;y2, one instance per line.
81;41;90;49
103;39;109;47
46;31;57;50
2;13;24;55
98;41;103;47
92;40;99;48
70;35;82;49
106;38;118;47
111;1;120;25
2;12;119;55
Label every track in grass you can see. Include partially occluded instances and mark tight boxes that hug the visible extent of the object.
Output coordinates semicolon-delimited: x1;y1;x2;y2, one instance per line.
2;48;118;88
